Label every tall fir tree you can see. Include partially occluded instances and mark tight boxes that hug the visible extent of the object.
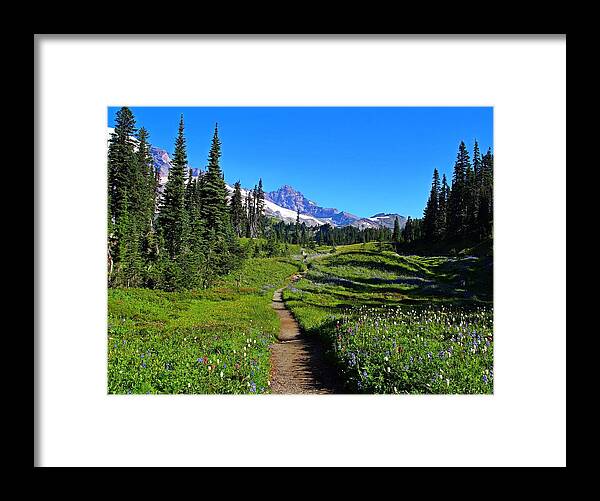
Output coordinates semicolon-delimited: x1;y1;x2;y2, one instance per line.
423;168;441;242
294;208;301;244
157;114;189;261
447;141;471;239
477;147;494;238
107;107;140;287
472;139;482;202
392;216;401;243
438;173;449;239
200;124;229;237
229;181;245;237
255;178;265;237
402;216;414;243
108;107;137;226
464;161;477;235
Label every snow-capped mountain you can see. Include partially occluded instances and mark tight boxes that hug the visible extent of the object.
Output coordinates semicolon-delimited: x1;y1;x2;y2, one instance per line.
266;185;362;227
266;185;406;229
353;213;407;230
107;127;406;229
225;185;325;227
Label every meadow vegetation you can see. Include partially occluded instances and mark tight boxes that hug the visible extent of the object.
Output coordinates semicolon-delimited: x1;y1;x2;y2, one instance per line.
108;257;302;394
283;242;493;393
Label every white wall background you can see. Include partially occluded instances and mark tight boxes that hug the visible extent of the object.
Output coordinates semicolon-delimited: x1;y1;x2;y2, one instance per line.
35;36;566;466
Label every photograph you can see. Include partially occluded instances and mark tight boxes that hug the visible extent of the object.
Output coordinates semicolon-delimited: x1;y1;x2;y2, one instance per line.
107;106;494;395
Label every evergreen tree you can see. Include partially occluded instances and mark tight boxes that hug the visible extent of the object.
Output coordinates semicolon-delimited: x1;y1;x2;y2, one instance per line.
107;107;144;287
199;123;229;237
438;173;449;239
136;127;159;283
392;216;401;243
477;148;494;238
294;208;300;244
244;190;253;238
447;141;471;238
423;168;441;242
229;181;245;237
157;115;189;261
402;216;414;243
108;107;137;225
464;162;477;235
256;178;265;237
472;139;482;205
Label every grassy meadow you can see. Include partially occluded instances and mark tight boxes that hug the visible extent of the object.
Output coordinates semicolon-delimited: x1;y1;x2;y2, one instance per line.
108;241;493;395
108;257;303;394
283;242;493;394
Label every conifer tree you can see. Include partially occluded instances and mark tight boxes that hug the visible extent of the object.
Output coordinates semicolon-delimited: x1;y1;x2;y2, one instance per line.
477;148;494;238
108;107;137;225
200;124;229;237
107;107;139;286
447;141;471;238
229;181;245;237
438;173;449;239
158;115;189;261
464;162;477;235
244;191;253;238
472;139;482;202
402;216;414;243
256;178;265;237
392;216;401;243
423;168;441;242
294;208;301;244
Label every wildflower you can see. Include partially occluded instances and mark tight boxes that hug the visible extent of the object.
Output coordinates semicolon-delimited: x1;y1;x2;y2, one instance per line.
250;382;256;393
482;374;488;383
220;371;224;378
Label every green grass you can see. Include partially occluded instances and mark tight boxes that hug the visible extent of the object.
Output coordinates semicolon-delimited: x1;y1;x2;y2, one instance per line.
283;243;493;393
108;257;301;394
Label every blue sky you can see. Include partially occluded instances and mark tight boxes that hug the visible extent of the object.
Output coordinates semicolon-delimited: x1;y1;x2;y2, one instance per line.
108;107;493;219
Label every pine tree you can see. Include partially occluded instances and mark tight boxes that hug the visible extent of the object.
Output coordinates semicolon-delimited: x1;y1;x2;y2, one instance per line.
438;173;449;239
244;190;253;238
423;168;441;242
229;181;245;237
402;216;414;243
464;161;477;235
157;115;189;261
108;107;137;225
199;123;229;237
135;127;160;284
392;216;400;243
472;139;482;204
256;178;265;237
197;123;238;283
294;208;300;244
477;148;494;238
107;107;143;287
447;141;471;239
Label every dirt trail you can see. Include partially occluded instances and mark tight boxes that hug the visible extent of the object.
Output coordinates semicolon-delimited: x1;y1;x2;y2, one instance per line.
269;273;343;394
